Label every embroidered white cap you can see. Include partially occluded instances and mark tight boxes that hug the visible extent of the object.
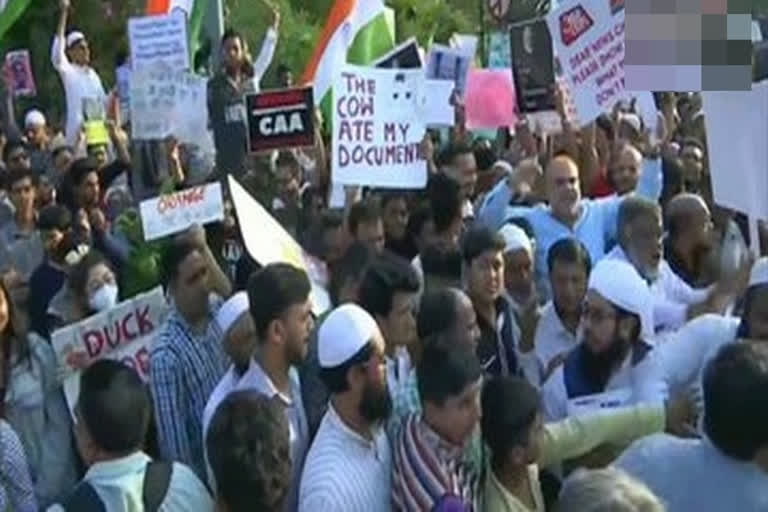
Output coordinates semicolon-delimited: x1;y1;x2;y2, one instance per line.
318;304;381;368
215;292;250;335
749;257;768;288
499;223;532;255
589;258;654;341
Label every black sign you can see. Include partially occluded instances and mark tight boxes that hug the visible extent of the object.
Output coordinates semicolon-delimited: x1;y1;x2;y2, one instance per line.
510;19;556;113
246;87;315;153
373;37;423;69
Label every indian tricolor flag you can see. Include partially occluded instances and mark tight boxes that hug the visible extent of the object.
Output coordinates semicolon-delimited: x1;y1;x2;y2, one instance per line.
303;0;395;105
0;0;32;41
146;0;208;54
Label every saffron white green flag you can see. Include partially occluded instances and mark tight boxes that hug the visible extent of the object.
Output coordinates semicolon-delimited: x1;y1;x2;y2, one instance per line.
0;0;32;41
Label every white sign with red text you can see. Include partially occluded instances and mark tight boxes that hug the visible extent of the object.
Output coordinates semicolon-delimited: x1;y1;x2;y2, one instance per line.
547;0;626;125
52;287;169;414
140;182;224;241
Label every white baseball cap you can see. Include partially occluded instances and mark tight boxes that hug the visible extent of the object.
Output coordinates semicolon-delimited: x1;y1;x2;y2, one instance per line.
318;304;381;368
66;31;86;48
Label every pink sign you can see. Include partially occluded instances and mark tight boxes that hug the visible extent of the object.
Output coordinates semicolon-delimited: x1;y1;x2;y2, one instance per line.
465;69;518;130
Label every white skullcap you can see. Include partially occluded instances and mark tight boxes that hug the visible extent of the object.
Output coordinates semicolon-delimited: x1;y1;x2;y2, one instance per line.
749;257;768;288
66;31;86;48
499;224;532;255
492;160;513;174
24;110;46;128
618;112;642;134
589;259;654;341
215;292;250;335
319;304;381;368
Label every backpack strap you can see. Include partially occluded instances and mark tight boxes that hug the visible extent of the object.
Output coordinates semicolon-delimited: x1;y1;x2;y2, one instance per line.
63;482;107;512
143;460;173;512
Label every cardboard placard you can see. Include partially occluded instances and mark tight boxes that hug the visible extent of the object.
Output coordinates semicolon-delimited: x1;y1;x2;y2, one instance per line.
547;0;626;125
331;65;427;189
246;87;315;153
52;287;169;414
4;50;36;97
511;19;556;113
129;68;207;142
139;182;225;241
129;10;190;72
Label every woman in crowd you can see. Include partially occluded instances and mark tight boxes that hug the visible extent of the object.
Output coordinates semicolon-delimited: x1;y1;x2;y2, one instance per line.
0;280;79;507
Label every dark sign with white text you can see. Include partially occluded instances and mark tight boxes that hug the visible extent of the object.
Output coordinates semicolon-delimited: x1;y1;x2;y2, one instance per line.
246;87;315;153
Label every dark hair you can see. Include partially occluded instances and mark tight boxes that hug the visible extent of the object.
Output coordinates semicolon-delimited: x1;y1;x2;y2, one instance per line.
617;196;660;248
2;139;26;164
348;199;382;236
681;136;705;154
51;145;74;161
546;238;591;277
473;139;497;172
428;173;462;234
247;263;311;340
206;390;291;512
421;243;462;283
277;64;291;75
436;141;474;168
78;360;151;454
417;288;463;340
418;342;481;407
406;202;432;241
329;242;373;306
379;190;407;209
68;249;111;301
6;167;37;191
320;342;375;393
481;376;541;470
358;253;419;318
275;151;299;170
37;204;72;231
0;280;29;417
161;240;201;287
703;343;768;461
595;114;615;141
221;28;244;45
462;226;505;265
69;157;100;187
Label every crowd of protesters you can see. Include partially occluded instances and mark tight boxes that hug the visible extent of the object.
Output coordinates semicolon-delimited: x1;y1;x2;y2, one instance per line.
0;1;767;511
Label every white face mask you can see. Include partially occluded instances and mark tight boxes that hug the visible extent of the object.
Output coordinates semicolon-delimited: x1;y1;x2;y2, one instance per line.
88;283;119;312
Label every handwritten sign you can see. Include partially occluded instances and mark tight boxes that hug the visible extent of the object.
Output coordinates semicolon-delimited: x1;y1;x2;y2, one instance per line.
4;50;36;97
465;69;518;130
246;87;315;153
52;287;168;414
129;11;190;72
547;0;626;125
140;182;224;241
228;175;331;315
130;68;207;142
331;65;427;189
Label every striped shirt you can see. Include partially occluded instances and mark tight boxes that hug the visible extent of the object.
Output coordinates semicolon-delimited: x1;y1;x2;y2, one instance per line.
0;419;37;512
150;296;228;480
392;414;475;512
299;404;391;512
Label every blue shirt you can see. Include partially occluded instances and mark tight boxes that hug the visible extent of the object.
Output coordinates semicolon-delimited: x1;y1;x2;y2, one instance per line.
477;158;662;300
616;434;768;512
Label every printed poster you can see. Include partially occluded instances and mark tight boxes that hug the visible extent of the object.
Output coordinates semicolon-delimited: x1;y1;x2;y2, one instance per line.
331;65;427;189
547;0;626;125
246;87;315;153
51;287;169;414
4;50;36;97
129;10;190;72
511;19;556;113
140;182;225;241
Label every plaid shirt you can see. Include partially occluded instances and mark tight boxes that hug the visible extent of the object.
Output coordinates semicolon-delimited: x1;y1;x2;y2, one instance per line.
388;369;421;441
0;420;37;512
150;296;228;480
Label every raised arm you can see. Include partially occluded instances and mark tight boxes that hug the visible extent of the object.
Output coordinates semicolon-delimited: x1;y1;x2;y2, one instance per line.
52;0;71;72
252;4;280;82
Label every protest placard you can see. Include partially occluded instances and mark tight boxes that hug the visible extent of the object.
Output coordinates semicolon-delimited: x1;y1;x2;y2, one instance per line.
465;69;517;130
450;34;479;64
129;10;189;72
4;50;36;97
488;32;512;69
129;68;208;143
140;182;224;241
246;87;315;153
373;37;423;69
331;65;427;189
702;82;768;222
511;19;556;113
228;175;331;315
425;44;473;97
52;287;168;414
420;79;455;126
547;0;626;125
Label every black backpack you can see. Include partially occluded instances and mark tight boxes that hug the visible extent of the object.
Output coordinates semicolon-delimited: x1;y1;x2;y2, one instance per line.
63;461;173;512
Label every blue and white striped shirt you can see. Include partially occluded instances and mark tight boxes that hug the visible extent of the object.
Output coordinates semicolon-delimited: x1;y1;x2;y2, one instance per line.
150;296;228;480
